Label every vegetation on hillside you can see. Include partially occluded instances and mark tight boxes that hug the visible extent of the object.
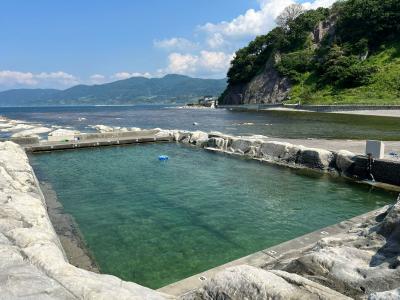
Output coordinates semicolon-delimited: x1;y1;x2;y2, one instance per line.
0;75;227;106
223;0;400;104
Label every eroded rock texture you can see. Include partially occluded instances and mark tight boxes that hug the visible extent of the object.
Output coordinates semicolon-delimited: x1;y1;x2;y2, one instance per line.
0;141;172;300
184;199;400;300
2;131;399;300
171;130;344;173
219;57;291;105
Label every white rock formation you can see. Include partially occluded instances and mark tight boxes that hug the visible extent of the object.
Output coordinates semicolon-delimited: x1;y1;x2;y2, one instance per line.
174;131;192;143
186;198;400;299
297;147;335;169
8;123;35;131
0;123;13;129
89;124;115;133
48;129;80;137
259;141;302;163
0;141;173;299
204;132;339;171
336;150;356;174
11;127;52;138
369;288;400;300
0;116;80;141
231;138;254;154
189;131;209;147
187;265;351;299
155;129;175;139
89;124;143;133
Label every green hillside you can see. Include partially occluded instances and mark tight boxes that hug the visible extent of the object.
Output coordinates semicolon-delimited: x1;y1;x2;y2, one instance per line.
288;42;400;104
222;0;400;105
0;74;227;106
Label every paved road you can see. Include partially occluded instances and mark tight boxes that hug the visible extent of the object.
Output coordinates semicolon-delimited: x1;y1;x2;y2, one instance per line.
262;137;400;160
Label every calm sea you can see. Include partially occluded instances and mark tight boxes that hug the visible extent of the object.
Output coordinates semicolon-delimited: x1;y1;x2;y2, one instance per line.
30;142;396;288
1;105;400;140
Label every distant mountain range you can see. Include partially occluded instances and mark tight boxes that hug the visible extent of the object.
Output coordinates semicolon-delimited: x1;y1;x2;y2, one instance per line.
0;74;227;106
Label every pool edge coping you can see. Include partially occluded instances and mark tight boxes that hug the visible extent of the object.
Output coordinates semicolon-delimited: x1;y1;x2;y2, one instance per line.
21;129;400;297
157;206;386;296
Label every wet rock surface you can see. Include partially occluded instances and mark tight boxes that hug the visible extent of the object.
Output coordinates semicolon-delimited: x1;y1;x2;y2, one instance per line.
0;116;80;143
185;265;351;300
183;200;400;300
2;127;400;299
161;129;400;187
153;129;400;299
171;130;342;172
219;57;291;105
0;141;172;299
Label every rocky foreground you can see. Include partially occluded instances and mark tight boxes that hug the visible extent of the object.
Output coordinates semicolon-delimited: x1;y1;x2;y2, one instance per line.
0;141;171;299
0;127;399;299
157;130;400;299
183;199;400;299
0;116;80;139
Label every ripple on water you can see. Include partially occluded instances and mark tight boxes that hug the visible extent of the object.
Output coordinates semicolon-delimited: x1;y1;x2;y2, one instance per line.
29;143;397;289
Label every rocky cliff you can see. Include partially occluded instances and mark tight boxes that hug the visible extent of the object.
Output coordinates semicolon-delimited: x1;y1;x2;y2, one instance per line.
219;21;331;106
219;55;291;105
222;0;400;105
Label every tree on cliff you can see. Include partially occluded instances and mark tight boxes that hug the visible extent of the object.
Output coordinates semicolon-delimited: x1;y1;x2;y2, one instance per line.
220;0;400;105
275;4;305;29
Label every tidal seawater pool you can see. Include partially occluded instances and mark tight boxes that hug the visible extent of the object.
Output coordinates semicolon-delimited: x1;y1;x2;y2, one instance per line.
30;143;396;289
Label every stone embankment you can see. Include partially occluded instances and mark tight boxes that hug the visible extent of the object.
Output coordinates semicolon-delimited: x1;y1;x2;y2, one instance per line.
0;116;82;145
1;127;400;299
184;198;400;299
0;141;172;299
155;129;400;299
156;129;400;186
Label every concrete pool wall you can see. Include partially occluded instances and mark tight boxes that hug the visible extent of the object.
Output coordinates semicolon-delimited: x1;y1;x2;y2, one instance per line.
0;141;172;299
4;129;400;298
24;128;400;188
158;206;388;297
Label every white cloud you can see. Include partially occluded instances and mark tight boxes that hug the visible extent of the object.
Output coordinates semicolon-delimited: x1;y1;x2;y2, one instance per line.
0;70;158;90
89;74;107;85
0;70;79;89
0;0;337;89
206;33;226;49
35;71;79;86
153;37;197;51
302;0;337;9
164;51;234;78
199;51;235;73
200;0;292;42
154;0;335;78
0;70;37;86
111;72;152;81
166;53;198;74
200;0;336;49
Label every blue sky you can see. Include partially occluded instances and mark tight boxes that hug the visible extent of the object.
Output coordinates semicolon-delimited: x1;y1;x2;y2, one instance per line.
0;0;334;90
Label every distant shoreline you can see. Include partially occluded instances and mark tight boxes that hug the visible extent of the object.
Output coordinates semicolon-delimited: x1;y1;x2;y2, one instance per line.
0;103;180;108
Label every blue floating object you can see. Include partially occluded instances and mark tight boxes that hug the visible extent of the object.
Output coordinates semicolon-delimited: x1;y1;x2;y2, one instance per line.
158;155;169;161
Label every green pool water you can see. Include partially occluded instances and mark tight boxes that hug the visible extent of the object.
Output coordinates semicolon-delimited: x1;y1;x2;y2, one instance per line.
29;143;396;289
